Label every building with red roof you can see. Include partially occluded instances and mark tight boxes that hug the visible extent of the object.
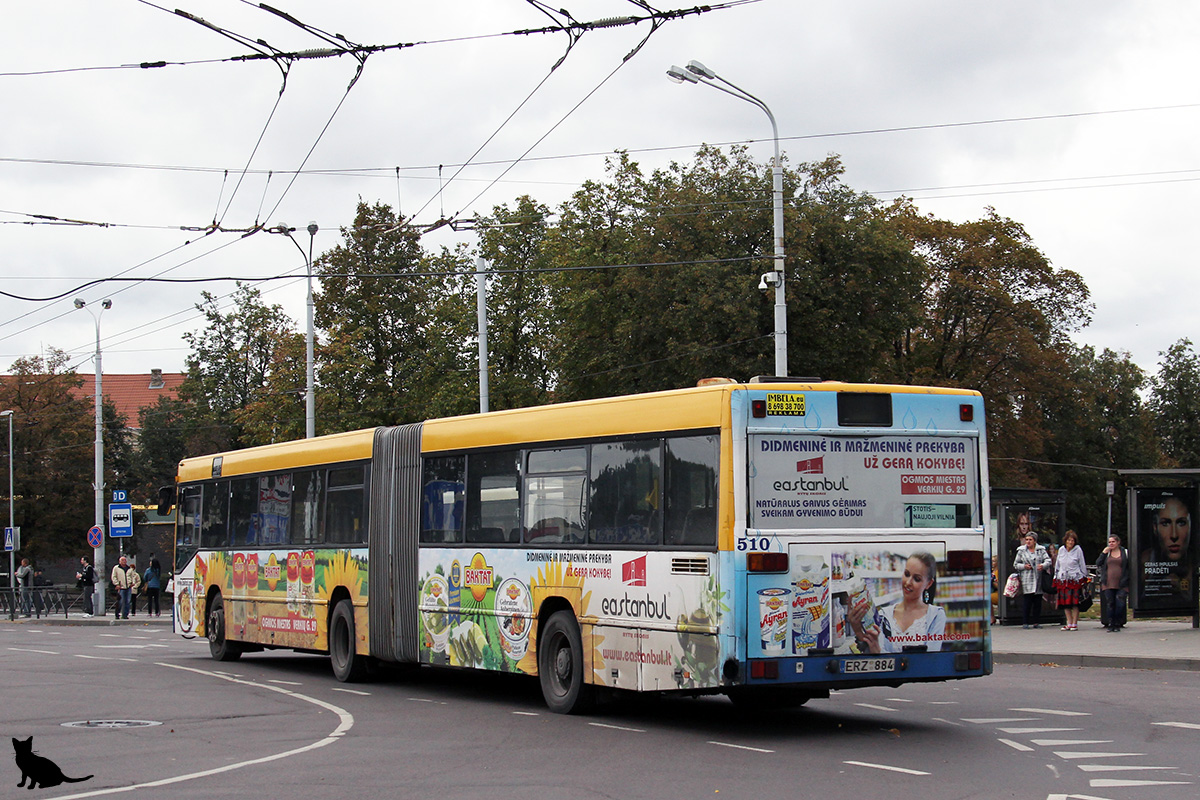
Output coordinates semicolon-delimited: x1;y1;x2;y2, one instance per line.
72;369;186;430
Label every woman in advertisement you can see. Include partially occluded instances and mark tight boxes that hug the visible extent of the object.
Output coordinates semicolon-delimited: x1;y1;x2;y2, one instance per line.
849;552;946;653
1052;530;1087;631
1139;495;1192;601
1013;533;1052;628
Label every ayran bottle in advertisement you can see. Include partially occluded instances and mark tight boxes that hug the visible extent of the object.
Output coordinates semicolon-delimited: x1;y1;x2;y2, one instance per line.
791;555;830;654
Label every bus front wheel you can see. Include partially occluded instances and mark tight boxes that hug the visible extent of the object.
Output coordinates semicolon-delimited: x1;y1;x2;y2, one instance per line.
330;599;366;682
537;610;594;714
207;594;242;661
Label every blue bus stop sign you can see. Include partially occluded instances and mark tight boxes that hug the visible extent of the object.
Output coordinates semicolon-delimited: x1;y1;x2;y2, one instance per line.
87;526;104;549
109;504;133;538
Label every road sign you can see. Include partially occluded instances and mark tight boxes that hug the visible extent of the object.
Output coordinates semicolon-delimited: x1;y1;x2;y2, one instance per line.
113;489;127;503
87;526;104;549
4;526;17;552
109;503;133;538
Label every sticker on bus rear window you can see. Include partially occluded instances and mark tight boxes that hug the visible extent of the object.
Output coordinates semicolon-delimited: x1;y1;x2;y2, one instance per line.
766;393;805;416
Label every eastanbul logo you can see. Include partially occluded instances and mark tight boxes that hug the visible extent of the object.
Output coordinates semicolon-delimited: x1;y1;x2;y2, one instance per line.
774;476;848;492
600;592;671;620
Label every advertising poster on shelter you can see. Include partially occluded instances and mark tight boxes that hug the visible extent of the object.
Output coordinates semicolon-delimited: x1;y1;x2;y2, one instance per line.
1134;488;1196;613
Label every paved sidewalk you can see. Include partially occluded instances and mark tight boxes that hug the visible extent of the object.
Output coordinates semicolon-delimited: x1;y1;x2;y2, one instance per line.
993;617;1200;672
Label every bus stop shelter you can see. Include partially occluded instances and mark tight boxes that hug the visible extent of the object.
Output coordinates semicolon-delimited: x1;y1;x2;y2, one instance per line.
991;488;1066;626
1117;469;1200;628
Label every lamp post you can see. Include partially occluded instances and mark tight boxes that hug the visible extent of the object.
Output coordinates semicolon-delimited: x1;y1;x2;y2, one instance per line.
2;410;13;621
75;297;111;616
668;60;788;377
275;223;320;438
305;221;318;438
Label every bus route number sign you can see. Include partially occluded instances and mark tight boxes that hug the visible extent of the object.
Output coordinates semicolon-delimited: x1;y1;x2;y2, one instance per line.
765;393;805;416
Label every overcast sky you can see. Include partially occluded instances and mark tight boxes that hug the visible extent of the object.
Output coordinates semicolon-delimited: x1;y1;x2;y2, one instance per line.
2;1;1197;385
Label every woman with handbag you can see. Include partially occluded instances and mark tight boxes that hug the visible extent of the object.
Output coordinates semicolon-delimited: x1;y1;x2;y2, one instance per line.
1053;530;1087;630
1013;533;1052;628
1096;534;1131;632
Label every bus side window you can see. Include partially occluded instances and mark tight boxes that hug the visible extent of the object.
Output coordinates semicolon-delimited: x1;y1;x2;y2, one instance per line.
524;448;587;546
200;480;229;549
422;456;465;544
229;478;259;548
467;450;520;544
664;435;719;547
327;465;368;545
291;469;324;546
589;440;661;546
177;486;201;572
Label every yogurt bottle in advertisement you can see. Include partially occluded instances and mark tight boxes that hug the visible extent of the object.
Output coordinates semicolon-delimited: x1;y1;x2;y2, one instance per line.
790;556;830;655
846;574;878;634
757;588;790;654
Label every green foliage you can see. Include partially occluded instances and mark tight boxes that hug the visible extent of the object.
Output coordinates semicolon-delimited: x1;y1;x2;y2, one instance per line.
1149;338;1200;466
0;351;94;562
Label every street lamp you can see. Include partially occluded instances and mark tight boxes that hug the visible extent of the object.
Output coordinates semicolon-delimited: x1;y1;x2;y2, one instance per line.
75;297;111;616
306;221;318;439
275;223;320;438
668;60;788;377
1;410;13;621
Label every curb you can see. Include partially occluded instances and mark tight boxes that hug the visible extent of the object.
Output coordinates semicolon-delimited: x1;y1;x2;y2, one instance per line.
995;652;1200;672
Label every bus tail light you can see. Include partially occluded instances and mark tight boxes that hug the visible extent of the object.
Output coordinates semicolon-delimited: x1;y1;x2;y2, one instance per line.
751;399;767;418
750;660;778;679
960;404;974;422
954;652;983;671
947;550;984;571
748;552;788;572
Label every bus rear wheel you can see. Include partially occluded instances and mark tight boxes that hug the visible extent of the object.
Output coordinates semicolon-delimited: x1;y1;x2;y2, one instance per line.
330;599;366;682
207;594;242;661
537;610;594;714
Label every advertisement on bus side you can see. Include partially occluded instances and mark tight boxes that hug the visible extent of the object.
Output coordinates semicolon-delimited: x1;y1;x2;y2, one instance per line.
416;549;726;692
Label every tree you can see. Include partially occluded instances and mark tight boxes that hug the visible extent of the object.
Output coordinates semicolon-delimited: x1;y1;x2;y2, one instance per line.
477;195;557;409
1149;338;1200;467
315;201;470;429
179;283;303;449
893;207;1093;487
0;351;95;562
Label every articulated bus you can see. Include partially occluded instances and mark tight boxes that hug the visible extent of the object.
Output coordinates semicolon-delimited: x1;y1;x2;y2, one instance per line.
167;378;991;713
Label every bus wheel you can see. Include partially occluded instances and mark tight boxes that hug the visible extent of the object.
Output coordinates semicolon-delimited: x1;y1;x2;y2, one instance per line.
538;610;594;714
207;594;242;662
330;599;366;683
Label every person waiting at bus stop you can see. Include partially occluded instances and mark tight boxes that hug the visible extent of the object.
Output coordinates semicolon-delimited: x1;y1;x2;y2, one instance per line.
143;555;162;617
76;556;96;616
1096;534;1131;631
15;558;33;617
110;556;140;620
1013;533;1051;628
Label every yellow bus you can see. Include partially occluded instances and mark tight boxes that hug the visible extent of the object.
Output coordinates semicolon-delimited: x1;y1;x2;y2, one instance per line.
167;378;991;713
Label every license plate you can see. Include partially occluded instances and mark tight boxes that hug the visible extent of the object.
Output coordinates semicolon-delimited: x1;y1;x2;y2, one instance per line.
842;657;895;673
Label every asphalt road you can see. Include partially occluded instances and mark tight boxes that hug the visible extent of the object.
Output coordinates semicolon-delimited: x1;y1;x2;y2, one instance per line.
4;622;1198;800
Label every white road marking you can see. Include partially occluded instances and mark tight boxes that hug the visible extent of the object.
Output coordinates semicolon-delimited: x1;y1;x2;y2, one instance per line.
1045;794;1115;800
928;701;958;705
330;687;370;696
710;741;774;753
855;703;897;712
998;727;1080;734
1152;721;1200;730
512;711;539;716
931;718;962;726
998;738;1034;752
885;698;914;702
1031;739;1112;746
844;760;929;775
962;717;1037;724
1089;779;1190;788
74;654;114;660
1077;765;1178;772
1011;707;1089;716
95;644;170;649
589;722;645;733
1054;751;1144;760
8;647;59;654
268;679;303;685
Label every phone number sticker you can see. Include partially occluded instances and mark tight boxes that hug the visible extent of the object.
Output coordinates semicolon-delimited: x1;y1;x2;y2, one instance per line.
766;393;805;416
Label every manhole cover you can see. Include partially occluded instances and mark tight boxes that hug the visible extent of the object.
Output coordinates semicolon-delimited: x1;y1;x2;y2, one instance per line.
62;720;163;729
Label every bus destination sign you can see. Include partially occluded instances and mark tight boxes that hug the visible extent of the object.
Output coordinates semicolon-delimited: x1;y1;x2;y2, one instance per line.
766;393;805;416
